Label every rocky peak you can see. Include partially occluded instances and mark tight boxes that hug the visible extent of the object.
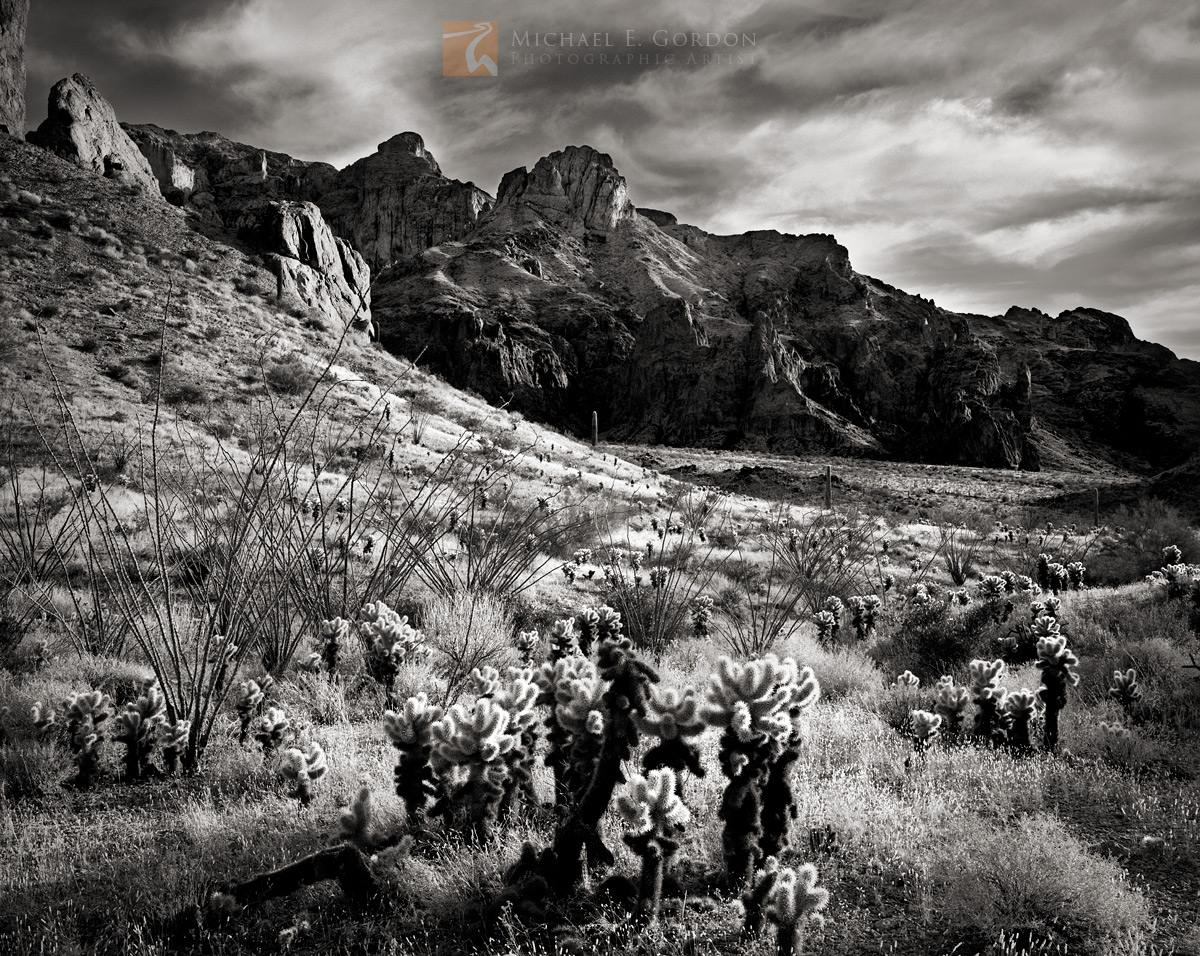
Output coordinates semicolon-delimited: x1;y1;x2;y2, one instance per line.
0;0;29;136
637;207;678;227
317;133;492;269
376;131;441;173
495;144;636;236
28;74;160;196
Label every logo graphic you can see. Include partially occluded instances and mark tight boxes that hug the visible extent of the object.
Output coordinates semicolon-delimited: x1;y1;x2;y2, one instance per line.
443;21;498;76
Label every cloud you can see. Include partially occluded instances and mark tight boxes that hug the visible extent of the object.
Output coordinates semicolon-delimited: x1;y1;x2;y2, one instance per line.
21;0;1200;357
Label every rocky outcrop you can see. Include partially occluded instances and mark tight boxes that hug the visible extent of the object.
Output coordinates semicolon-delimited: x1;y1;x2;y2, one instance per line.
317;132;492;270
0;0;28;136
494;145;636;237
124;124;336;223
236;200;372;333
28;74;159;194
369;145;1200;472
637;207;677;227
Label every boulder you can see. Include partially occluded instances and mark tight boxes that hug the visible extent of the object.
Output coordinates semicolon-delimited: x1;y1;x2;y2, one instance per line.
318;132;493;270
28;74;159;194
0;0;28;136
237;200;372;333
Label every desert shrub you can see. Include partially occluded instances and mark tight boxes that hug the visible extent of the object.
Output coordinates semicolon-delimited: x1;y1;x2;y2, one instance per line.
1086;499;1200;586
163;381;209;406
0;738;63;800
263;353;312;395
934;813;1150;948
936;513;989;586
869;591;999;681
421;590;514;703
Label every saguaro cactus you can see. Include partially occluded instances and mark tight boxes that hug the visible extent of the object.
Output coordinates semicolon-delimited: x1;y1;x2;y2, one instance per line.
615;768;690;923
1034;619;1079;753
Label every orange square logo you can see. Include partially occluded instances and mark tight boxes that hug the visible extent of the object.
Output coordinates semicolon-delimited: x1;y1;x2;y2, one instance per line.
443;21;499;76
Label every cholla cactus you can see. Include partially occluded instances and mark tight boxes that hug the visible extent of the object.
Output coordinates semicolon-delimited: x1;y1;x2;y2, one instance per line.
1108;668;1142;715
255;706;291;755
933;676;970;740
547;618;579;661
639;685;707;788
616;768;690;923
692;595;715;637
514;629;539;665
31;700;57;735
236;679;265;744
383;693;444;822
763;863;830;956
910;710;942;754
429;697;518;840
318;617;351;674
491;669;539;817
846;595;881;641
360;602;426;693
703;655;818;888
471;665;504;698
894;671;920;690
337;786;374;851
1004;689;1039;754
1163;544;1184;565
113;679;167;780
280;742;327;805
810;610;834;648
62;690;113;789
1066;562;1086;590
968;659;1010;747
575;605;623;655
160;718;190;775
977;575;1007;602
1035;627;1080;753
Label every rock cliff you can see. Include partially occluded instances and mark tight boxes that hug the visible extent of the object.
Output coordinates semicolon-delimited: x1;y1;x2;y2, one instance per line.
28;74;159;195
236;200;372;332
0;0;28;136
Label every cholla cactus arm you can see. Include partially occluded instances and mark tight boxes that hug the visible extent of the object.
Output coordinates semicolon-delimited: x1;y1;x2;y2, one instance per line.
383;693;444;823
470;665;503;698
255;706;291;755
812;611;837;648
1003;689;1038;754
1036;631;1079;753
280;742;327;805
359;602;426;694
742;856;782;938
31;701;57;735
337;787;376;852
1109;668;1142;714
639;685;707;785
113;680;167;781
910;710;942;753
615;769;690;923
546;618;579;661
492;672;540;818
765;863;830;956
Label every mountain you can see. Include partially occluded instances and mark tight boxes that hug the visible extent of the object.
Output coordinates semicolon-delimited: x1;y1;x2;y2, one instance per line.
12;61;1197;474
368;146;1200;473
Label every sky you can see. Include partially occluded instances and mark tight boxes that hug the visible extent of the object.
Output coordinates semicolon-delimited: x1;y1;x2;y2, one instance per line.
24;0;1200;358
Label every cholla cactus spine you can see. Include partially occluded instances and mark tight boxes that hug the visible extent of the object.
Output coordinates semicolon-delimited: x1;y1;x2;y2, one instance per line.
763;863;830;956
616;768;690;922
